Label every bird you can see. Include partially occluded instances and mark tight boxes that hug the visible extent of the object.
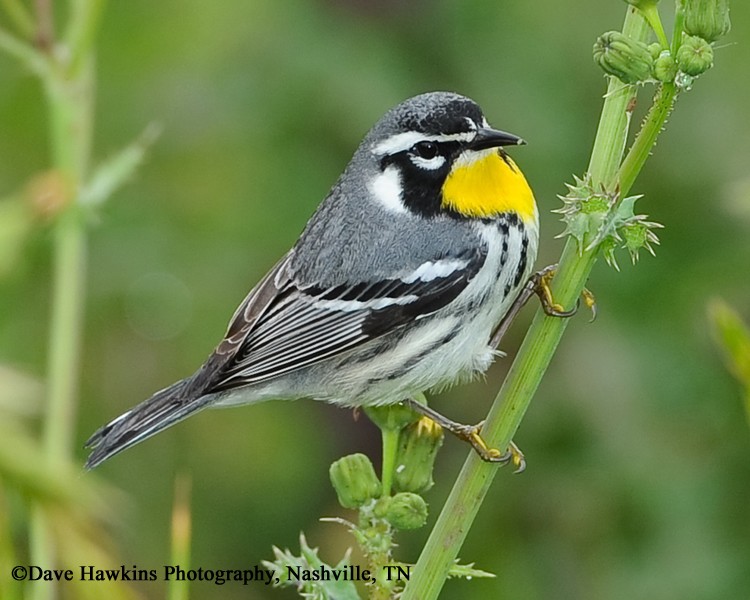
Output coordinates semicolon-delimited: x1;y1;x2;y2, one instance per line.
85;91;569;470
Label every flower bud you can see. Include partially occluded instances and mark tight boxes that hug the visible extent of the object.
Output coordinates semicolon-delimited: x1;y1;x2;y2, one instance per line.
593;31;653;84
676;34;714;76
365;401;419;433
385;492;428;530
393;417;444;494
622;222;648;253
329;453;381;509
647;42;663;61
682;0;731;42
653;51;678;82
580;194;610;215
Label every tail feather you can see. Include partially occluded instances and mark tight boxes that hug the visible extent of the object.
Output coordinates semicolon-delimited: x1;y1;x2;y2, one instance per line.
84;379;211;469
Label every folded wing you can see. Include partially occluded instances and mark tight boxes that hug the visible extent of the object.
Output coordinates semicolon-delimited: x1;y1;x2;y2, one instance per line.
201;247;486;392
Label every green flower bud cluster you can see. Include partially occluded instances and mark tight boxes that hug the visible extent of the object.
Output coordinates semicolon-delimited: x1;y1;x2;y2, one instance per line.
556;174;663;270
593;31;653;84
642;43;679;84
605;0;729;89
673;1;729;88
322;400;496;592
330;406;441;530
682;0;731;42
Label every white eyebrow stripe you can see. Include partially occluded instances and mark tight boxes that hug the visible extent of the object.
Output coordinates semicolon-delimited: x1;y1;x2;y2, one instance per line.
371;130;476;156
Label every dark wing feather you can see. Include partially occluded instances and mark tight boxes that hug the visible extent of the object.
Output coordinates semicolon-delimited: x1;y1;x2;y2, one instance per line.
206;247;486;391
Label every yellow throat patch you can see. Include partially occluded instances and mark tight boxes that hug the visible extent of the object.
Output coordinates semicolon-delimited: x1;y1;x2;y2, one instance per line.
441;150;537;222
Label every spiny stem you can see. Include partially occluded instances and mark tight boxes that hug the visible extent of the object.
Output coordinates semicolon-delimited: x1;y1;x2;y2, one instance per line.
402;8;652;599
617;82;678;197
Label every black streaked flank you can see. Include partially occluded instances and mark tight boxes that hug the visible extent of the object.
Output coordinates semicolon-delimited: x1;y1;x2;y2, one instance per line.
512;234;529;287
384;326;461;381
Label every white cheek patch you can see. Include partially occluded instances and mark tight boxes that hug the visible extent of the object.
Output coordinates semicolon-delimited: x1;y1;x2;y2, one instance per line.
369;165;407;214
409;154;446;170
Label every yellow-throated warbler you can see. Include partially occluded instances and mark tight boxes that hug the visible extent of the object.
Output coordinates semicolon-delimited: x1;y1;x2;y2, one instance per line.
85;91;568;470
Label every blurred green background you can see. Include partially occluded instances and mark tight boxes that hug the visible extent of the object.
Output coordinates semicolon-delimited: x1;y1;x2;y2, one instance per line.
1;1;749;599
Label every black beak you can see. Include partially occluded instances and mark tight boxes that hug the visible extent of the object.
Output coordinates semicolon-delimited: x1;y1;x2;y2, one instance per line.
468;127;526;150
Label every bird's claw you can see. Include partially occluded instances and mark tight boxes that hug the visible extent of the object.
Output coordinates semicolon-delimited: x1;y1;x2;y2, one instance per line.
533;265;597;321
403;399;526;472
459;422;526;473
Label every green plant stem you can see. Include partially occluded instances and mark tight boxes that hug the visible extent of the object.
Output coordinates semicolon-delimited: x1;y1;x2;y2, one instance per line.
42;57;94;461
641;4;669;48
381;428;399;497
617;82;677;196
402;8;652;599
671;5;685;55
28;49;96;600
65;0;105;74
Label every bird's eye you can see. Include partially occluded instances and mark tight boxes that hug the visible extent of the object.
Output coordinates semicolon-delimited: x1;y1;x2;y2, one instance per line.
412;141;439;160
